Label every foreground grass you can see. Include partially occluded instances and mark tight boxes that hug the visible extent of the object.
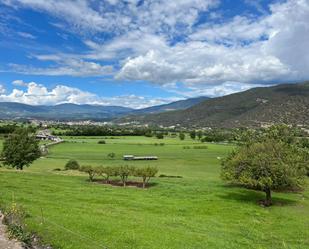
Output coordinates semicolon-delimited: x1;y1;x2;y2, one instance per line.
0;136;308;249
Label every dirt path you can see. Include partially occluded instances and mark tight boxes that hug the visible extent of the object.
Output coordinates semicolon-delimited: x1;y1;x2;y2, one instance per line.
0;212;23;249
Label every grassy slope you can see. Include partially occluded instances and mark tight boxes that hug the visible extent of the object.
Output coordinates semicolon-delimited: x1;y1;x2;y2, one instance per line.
0;136;308;249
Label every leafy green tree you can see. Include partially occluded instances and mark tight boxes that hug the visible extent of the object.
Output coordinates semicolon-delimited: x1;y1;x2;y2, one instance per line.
117;165;133;187
1;128;41;170
179;133;185;140
79;165;97;182
135;166;158;188
221;139;307;206
197;131;203;140
190;130;196;140
99;166;116;183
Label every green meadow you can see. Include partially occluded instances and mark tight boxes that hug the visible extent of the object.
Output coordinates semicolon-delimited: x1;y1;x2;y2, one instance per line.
0;136;308;249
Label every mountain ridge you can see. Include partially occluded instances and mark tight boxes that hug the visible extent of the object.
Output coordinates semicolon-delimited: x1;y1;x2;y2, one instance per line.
0;96;209;120
118;82;309;128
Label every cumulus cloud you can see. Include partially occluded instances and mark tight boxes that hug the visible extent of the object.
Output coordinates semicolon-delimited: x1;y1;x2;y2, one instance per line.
113;0;309;88
0;81;177;108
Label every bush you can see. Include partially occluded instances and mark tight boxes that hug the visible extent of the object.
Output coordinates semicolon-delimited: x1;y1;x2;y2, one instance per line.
3;203;32;245
65;159;80;170
107;152;115;159
156;133;164;139
193;145;208;149
98;140;106;144
179;133;185;140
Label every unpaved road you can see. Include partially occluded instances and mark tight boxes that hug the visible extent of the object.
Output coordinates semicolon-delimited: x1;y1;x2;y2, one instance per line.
0;212;23;249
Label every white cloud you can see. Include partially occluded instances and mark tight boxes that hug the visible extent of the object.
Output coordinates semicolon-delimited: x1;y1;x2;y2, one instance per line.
0;81;178;108
2;0;309;98
1;0;218;35
17;31;36;39
166;82;266;98
0;84;6;94
12;79;28;86
116;0;309;86
8;58;114;77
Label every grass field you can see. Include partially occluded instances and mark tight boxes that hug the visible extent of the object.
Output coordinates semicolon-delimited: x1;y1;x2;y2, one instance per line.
0;136;308;249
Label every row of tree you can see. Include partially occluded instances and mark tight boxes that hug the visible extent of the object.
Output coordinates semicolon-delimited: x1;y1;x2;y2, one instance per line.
52;125;153;137
76;164;158;188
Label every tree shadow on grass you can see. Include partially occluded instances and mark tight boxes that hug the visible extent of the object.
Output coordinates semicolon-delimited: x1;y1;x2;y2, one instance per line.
217;184;298;207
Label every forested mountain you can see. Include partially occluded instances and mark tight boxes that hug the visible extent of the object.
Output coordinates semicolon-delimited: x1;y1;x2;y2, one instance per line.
119;82;309;128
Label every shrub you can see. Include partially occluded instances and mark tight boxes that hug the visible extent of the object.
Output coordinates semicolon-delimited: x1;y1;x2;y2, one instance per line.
98;140;106;144
193;145;208;149
3;202;32;245
156;133;164;139
65;159;80;170
107;152;116;159
179;133;185;140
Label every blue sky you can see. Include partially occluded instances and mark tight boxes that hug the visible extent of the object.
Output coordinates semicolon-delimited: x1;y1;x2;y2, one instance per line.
0;0;308;108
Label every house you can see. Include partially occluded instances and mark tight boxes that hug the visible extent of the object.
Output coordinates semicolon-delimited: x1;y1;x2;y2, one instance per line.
36;129;59;141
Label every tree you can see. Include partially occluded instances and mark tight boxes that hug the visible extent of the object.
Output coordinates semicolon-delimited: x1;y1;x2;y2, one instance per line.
79;165;97;182
135;166;158;188
99;166;116;183
197;131;203;140
221;139;307;206
179;133;185;140
190;130;196;140
1;128;41;170
117;165;133;187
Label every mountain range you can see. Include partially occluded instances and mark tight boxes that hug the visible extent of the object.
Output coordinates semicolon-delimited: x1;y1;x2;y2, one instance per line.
1;82;309;127
0;96;207;121
119;82;309;128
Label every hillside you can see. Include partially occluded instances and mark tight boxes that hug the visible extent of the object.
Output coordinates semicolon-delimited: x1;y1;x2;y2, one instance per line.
119;82;309;128
133;96;209;114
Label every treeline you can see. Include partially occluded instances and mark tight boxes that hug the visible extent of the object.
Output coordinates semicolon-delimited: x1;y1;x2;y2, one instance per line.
65;160;158;188
0;124;36;135
52;125;153;136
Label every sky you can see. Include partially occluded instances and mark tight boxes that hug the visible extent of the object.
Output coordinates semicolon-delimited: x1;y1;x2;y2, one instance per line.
0;0;308;109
